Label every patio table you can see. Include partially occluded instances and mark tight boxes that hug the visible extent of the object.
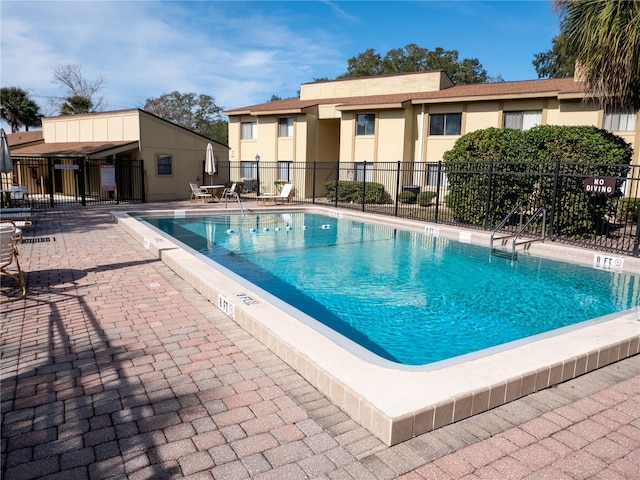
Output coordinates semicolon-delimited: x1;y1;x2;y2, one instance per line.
199;185;225;202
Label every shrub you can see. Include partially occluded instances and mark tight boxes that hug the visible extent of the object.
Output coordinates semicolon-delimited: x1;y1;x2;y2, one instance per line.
398;191;416;204
417;191;436;206
617;197;640;223
443;125;633;237
324;181;386;204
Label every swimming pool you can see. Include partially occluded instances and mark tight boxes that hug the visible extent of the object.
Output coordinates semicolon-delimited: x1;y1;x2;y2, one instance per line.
118;206;640;445
141;211;639;366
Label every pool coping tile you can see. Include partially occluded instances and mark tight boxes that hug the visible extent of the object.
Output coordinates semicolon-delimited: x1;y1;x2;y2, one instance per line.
114;206;640;445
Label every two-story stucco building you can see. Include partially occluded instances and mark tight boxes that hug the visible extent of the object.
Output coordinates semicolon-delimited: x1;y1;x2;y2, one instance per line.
224;71;639;198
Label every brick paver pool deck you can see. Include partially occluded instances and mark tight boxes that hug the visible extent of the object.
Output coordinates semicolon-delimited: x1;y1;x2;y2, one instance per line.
1;203;639;480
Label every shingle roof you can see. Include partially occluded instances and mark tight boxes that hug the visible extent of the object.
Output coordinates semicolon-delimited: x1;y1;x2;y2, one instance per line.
7;130;44;148
224;77;585;115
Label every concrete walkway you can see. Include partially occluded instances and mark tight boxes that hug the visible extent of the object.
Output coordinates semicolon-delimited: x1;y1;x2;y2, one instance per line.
1;203;639;480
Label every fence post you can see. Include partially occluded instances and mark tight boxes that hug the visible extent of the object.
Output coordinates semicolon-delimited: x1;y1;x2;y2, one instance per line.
334;160;339;208
483;159;494;229
434;161;442;223
548;159;561;239
361;161;367;212
140;159;146;203
79;157;87;206
394;161;401;217
47;157;55;207
633;205;640;257
312;161;317;204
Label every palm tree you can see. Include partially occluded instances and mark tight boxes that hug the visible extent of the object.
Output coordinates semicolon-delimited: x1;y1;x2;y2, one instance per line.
0;87;42;132
555;0;640;109
60;95;93;115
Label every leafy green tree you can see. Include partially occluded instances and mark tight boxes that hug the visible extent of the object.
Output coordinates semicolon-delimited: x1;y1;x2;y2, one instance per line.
554;0;640;109
143;91;227;145
532;33;576;78
60;95;93;115
339;48;384;78
338;44;490;84
0;87;42;132
269;94;282;102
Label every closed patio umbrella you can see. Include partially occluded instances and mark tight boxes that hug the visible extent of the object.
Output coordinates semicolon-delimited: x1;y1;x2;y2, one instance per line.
1;129;13;197
205;143;216;185
1;129;12;174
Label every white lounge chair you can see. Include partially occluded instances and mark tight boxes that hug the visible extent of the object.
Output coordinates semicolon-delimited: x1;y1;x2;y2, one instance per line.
257;183;293;206
221;183;239;202
1;222;26;303
189;183;212;203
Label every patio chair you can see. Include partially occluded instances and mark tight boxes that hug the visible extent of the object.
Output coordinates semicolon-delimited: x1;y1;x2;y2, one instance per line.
9;186;28;206
258;183;293;205
189;183;212;203
1;222;27;303
221;183;239;201
0;220;30;243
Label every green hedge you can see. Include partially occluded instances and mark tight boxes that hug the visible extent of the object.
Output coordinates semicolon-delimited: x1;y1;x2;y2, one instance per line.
443;126;633;237
617;198;640;223
324;181;386;204
417;191;436;206
398;191;416;204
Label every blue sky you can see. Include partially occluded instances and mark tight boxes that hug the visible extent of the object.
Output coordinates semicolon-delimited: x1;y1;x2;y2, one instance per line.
1;0;560;126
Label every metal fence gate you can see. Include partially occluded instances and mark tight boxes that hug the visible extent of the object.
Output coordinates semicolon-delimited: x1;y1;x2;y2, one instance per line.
10;156;145;207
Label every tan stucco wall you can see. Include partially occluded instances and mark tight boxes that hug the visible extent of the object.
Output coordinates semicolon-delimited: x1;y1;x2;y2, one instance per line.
139;113;228;202
43;110;140;142
301;71;451;101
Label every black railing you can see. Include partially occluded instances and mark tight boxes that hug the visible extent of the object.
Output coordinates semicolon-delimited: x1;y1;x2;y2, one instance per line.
227;160;640;257
9;156;145;207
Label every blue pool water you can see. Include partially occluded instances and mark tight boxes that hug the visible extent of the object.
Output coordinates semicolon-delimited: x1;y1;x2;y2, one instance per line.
143;212;640;365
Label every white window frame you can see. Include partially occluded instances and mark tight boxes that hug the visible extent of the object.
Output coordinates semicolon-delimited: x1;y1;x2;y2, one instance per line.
355;162;373;182
278;161;293;181
356;114;375;136
241;121;257;139
503;110;542;131
278;118;294;137
604;108;637;132
241;161;257;179
428;113;462;136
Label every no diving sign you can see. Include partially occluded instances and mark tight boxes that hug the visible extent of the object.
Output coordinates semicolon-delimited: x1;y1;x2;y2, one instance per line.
584;177;615;195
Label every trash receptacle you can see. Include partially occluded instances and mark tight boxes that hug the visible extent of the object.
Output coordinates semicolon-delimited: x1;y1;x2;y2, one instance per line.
402;185;420;196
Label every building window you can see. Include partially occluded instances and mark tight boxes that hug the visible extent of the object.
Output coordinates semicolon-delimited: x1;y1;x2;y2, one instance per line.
429;113;462;135
356;114;375;135
241;161;257;179
604;108;637;132
355;162;373;182
503;110;542;130
279;118;294;137
278;161;293;181
241;121;257;139
156;154;172;175
426;163;448;187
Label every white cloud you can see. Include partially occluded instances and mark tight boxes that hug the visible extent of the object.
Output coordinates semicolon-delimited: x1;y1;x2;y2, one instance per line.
1;0;347;118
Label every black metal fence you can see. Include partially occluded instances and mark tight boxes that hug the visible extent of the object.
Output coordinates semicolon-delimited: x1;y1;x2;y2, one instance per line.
9;156;145;207
227;160;640;257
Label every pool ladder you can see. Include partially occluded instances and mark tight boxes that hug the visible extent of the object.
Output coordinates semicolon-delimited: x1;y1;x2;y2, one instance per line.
490;205;546;262
224;190;244;217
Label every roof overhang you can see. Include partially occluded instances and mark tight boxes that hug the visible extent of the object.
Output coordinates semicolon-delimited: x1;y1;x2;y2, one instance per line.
11;141;139;158
336;102;409;111
253;109;304;116
411;91;582;105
